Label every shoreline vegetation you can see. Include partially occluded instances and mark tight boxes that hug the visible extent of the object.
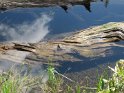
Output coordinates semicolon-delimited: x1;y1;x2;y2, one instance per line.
0;59;123;93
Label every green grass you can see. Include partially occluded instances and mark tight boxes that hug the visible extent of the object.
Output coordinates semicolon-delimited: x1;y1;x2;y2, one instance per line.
97;59;124;93
0;67;47;93
0;60;124;93
42;64;63;93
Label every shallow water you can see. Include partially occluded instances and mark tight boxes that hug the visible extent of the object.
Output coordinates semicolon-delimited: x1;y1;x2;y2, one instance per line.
0;0;124;81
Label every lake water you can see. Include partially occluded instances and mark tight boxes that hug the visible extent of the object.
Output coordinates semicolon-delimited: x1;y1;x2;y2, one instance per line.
0;0;124;84
1;0;124;42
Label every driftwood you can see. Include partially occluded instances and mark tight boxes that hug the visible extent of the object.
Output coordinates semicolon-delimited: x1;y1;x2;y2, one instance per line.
0;22;124;63
0;42;36;53
13;43;36;53
28;22;124;62
0;0;100;12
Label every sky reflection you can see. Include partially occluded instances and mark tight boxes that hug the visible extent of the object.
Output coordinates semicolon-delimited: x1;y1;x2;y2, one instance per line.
0;13;52;43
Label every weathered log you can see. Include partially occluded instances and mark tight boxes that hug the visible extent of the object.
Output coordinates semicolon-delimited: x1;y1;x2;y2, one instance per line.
0;22;124;63
13;43;36;53
27;22;124;62
0;0;97;12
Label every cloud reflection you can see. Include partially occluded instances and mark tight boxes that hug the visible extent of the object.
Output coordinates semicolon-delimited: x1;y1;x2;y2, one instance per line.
0;13;52;43
0;14;52;78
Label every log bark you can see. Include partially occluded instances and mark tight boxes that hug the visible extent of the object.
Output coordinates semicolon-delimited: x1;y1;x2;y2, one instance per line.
0;22;124;63
0;0;95;12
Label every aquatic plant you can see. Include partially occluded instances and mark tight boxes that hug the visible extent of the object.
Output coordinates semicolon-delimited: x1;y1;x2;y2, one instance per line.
41;64;63;93
0;65;47;93
0;71;33;93
0;59;123;93
97;59;124;93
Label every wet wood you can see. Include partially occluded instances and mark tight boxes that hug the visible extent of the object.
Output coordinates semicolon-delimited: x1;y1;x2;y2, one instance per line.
0;0;95;12
0;42;36;53
13;43;36;53
36;22;124;61
0;22;124;63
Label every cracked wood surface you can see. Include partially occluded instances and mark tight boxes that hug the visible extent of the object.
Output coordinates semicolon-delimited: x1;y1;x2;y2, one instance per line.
34;22;124;62
0;22;124;63
0;0;94;12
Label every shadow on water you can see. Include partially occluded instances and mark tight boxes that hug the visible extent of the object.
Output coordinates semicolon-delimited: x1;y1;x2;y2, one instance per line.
57;42;124;73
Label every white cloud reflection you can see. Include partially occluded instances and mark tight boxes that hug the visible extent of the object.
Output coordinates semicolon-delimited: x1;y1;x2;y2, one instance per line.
0;14;52;78
0;14;52;43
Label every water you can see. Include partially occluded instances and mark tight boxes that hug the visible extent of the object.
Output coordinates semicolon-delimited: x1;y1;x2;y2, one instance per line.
1;0;124;41
59;44;124;73
0;0;124;82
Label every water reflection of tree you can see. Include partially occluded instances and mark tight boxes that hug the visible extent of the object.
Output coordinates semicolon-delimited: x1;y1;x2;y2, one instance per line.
83;0;91;12
101;0;109;7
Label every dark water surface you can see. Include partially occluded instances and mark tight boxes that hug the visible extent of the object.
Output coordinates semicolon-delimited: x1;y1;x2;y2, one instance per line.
0;0;124;81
